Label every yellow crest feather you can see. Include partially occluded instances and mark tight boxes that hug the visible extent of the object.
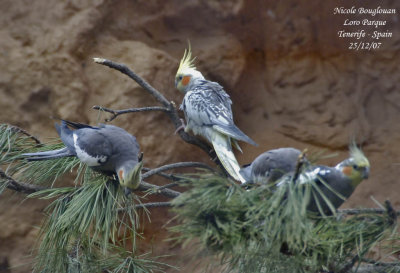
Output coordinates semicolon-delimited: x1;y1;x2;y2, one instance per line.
177;43;197;75
349;144;369;167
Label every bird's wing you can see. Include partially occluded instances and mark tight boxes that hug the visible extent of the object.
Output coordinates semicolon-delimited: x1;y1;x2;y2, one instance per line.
247;148;302;183
73;128;113;167
183;83;257;145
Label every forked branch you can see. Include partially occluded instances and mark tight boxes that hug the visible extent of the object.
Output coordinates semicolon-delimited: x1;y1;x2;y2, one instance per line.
93;58;218;163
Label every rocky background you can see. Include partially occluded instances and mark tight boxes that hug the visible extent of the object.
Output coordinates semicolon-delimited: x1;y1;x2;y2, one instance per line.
0;0;399;272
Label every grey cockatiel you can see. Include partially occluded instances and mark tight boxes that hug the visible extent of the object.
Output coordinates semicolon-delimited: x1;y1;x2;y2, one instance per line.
22;119;143;193
278;145;370;214
175;46;257;183
239;147;307;184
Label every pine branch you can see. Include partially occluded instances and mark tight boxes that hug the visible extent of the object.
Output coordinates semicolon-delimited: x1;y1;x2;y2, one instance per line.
0;169;46;194
92;106;169;122
93;58;219;166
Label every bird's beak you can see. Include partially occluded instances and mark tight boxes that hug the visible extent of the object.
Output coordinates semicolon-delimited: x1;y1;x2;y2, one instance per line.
131;161;143;189
362;167;370;179
175;78;178;88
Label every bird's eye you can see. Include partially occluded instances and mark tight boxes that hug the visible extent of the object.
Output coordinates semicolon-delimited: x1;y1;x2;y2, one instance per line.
352;164;359;170
178;75;183;81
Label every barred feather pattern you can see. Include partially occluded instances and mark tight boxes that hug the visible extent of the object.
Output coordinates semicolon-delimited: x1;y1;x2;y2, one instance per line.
180;79;256;182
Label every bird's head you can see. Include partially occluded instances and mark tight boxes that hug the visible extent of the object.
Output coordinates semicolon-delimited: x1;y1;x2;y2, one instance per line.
117;160;143;195
175;45;204;93
335;145;370;187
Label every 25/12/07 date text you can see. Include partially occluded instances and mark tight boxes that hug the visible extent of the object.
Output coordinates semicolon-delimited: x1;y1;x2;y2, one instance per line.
349;42;382;50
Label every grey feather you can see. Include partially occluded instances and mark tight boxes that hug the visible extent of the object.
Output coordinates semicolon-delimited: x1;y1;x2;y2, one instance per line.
296;165;354;214
23;120;140;176
240;148;304;184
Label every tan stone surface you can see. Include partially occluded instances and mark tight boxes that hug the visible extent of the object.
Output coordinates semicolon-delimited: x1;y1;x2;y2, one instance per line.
0;0;399;271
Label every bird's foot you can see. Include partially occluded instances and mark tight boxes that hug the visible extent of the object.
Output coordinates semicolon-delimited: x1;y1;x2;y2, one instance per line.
174;119;186;135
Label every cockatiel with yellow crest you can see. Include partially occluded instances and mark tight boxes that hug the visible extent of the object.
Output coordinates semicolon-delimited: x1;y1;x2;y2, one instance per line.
277;144;370;214
175;46;257;183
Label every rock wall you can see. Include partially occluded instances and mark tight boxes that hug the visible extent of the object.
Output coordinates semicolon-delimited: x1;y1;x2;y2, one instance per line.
0;0;399;271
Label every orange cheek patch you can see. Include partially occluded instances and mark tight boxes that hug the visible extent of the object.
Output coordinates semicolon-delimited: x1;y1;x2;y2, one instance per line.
182;76;191;86
342;166;352;176
118;170;124;181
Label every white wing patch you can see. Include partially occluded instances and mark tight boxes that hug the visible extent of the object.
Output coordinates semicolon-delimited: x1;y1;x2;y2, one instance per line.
73;133;107;166
276;167;331;187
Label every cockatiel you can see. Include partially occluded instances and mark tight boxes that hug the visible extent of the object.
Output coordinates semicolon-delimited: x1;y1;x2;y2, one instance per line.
22;119;143;194
175;46;257;183
279;145;370;214
240;147;309;184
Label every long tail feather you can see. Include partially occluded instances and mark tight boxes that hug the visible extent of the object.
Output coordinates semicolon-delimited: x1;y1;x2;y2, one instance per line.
22;147;73;161
211;133;246;183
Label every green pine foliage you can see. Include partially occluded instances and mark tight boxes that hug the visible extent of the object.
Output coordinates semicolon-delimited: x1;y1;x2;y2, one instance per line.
0;124;171;273
0;123;399;273
171;173;399;273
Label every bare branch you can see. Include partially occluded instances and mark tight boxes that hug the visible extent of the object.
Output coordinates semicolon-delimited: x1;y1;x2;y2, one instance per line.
93;58;170;106
339;200;399;218
362;258;400;267
93;58;220;166
93;105;169;122
142;167;181;181
142;162;215;179
356;265;400;273
0;169;46;194
339;208;400;216
157;183;179;191
5;124;42;145
137;181;181;198
135;202;172;209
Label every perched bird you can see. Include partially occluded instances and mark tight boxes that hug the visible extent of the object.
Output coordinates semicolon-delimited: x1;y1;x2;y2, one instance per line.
279;145;370;214
239;147;308;184
22;119;143;194
175;46;257;183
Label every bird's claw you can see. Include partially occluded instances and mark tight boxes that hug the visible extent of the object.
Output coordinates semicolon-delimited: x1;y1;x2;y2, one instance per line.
174;119;186;135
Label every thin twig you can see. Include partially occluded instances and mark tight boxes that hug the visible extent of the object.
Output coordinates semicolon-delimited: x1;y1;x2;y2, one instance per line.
135;202;172;209
6;124;42;145
117;201;172;212
293;149;308;182
339;208;400;216
157;183;179;190
137;181;180;198
356;265;400;273
362;258;400;267
339;254;360;273
142;167;181;181
93;106;169;122
93;58;171;106
142;162;214;179
0;169;46;194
